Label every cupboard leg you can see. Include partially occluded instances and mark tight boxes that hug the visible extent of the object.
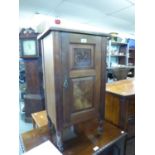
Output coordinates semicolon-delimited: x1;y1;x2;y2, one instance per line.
97;120;104;135
47;115;52;128
56;131;64;152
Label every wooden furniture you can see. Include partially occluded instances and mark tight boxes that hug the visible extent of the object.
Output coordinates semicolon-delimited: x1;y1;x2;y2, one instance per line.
128;48;135;66
127;39;135;78
20;121;127;155
31;110;48;128
105;78;135;138
128;39;135;67
19;28;45;121
38;28;109;150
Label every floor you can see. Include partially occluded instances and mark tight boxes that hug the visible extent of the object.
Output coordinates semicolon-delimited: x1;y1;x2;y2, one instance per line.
19;102;33;134
19;101;33;155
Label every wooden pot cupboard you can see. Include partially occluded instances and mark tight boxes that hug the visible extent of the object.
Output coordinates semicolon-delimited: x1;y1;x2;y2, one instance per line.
38;28;109;151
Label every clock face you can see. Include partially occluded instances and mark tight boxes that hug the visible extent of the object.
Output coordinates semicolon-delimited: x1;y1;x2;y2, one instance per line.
23;40;36;56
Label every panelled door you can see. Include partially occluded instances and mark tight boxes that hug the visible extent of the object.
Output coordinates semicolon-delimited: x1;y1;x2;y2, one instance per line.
61;32;102;125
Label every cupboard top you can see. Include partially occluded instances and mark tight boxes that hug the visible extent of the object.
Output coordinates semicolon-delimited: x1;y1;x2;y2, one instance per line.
106;78;135;96
37;27;111;40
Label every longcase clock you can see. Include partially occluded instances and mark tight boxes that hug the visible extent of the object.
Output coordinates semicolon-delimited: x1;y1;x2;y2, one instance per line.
19;28;45;121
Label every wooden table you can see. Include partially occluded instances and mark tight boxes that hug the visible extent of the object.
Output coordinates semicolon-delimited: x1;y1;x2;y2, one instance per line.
31;110;48;128
105;78;135;138
20;121;127;155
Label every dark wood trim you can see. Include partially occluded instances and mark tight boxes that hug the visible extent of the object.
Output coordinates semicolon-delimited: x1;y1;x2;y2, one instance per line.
61;32;71;125
99;37;107;121
38;27;111;40
19;28;39;38
53;32;63;130
39;39;48;111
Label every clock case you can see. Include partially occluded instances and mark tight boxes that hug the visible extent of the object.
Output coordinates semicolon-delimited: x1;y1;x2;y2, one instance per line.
19;28;39;58
19;28;45;121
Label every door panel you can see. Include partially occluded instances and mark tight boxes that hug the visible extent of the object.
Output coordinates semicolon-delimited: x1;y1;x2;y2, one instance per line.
61;32;102;125
69;44;95;70
71;76;95;112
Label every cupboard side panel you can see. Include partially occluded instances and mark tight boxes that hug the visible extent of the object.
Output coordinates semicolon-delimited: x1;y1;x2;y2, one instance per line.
42;32;57;127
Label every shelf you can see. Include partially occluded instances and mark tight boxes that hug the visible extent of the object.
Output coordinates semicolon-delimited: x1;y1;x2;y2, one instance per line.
129;48;135;51
111;42;128;45
110;55;126;57
107;66;135;70
107;39;135;70
107;54;126;57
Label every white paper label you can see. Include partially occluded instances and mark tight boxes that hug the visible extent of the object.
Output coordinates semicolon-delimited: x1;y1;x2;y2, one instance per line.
93;146;99;151
81;38;87;43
